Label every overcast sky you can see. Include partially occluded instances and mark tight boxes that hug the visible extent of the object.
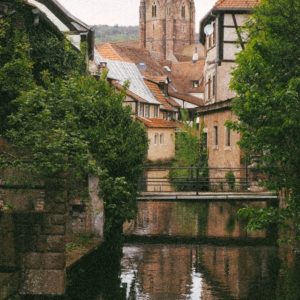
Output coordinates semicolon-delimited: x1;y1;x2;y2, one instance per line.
58;0;216;28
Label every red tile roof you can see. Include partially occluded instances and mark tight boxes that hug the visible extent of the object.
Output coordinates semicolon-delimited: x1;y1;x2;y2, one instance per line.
97;43;128;61
144;79;178;111
214;0;259;9
170;60;205;94
137;117;178;128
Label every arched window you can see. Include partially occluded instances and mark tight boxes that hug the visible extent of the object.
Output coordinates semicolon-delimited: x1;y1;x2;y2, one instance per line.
154;133;159;145
160;134;164;144
181;4;186;18
152;2;157;18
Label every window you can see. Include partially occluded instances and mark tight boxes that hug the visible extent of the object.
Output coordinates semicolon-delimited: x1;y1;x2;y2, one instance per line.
139;103;144;117
212;22;216;45
181;4;186;18
193;80;200;88
154;133;159;145
213;126;218;146
225;126;231;147
154;105;159;118
145;104;150;118
167;7;171;16
152;3;157;18
207;22;216;50
160;134;164;144
208;77;211;100
212;75;216;97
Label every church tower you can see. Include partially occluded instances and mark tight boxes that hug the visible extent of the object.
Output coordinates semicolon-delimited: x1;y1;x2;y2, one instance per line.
140;0;195;61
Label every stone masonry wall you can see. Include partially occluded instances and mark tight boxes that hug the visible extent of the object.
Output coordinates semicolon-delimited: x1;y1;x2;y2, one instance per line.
18;181;67;296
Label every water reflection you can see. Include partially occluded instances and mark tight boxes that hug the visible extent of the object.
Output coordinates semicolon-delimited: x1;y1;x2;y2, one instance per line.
3;200;300;300
125;201;267;239
119;244;280;300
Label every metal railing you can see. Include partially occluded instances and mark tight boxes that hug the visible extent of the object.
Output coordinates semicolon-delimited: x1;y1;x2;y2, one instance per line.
138;166;250;193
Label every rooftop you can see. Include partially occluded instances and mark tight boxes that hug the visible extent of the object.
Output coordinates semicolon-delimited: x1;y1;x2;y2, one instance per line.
214;0;260;9
94;50;160;105
137;117;178;128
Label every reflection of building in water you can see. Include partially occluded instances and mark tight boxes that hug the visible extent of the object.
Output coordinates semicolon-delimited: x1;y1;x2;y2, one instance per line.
128;201;267;239
121;244;279;300
122;245;197;299
133;201;201;236
196;245;278;300
206;201;267;239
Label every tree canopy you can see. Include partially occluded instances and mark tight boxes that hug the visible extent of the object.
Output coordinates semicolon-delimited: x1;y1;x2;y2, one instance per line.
230;0;300;238
0;1;148;240
0;0;86;132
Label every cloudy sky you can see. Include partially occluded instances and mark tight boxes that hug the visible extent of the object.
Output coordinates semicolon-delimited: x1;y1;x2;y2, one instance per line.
58;0;216;28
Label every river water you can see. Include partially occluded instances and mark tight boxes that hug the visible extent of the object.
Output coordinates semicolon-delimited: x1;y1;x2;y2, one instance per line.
67;200;300;300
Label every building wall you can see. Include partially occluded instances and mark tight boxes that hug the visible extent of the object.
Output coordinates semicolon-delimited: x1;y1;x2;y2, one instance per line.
147;127;175;161
204;13;250;104
201;109;243;183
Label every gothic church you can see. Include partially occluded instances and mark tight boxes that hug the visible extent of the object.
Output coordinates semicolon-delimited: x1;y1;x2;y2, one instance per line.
140;0;196;61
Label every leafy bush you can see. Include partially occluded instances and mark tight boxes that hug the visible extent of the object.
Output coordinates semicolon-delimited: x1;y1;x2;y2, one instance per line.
225;171;236;191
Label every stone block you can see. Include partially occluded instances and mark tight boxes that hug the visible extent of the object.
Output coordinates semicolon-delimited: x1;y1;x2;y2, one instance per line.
46;236;65;252
42;253;65;270
51;204;66;214
51;214;66;225
36;235;47;252
20;270;65;295
43;225;65;235
24;253;42;269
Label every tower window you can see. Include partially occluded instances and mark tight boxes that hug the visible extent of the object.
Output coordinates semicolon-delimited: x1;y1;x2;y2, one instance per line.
181;5;186;18
152;3;157;18
213;126;219;146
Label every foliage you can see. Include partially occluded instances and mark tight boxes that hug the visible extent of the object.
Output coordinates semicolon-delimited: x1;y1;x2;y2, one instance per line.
225;171;236;191
94;25;139;43
0;0;86;132
2;75;148;236
229;0;300;239
170;112;208;191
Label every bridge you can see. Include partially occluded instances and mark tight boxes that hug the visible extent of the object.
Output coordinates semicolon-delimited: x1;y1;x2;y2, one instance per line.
138;166;279;202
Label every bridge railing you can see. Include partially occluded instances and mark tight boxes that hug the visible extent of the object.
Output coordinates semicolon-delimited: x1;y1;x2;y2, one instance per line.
138;166;251;193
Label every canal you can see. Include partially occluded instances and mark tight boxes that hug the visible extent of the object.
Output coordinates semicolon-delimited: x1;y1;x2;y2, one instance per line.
66;200;300;300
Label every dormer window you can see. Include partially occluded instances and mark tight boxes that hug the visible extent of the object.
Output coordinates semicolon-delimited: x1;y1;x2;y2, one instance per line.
181;4;186;19
152;2;157;18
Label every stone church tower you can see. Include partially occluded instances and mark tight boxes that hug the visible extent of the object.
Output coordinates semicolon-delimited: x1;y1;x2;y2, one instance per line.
140;0;195;61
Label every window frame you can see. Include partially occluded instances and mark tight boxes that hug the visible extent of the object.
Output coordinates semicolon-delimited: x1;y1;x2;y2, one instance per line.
160;133;164;145
139;103;144;117
225;126;231;147
213;125;219;146
154;105;159;118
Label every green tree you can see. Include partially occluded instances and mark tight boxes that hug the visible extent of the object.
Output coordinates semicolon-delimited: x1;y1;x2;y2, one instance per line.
170;112;208;191
3;75;148;241
0;1;85;132
230;0;300;239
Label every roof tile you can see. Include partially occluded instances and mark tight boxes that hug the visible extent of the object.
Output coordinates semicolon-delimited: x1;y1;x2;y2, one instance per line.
137;117;178;128
214;0;260;9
